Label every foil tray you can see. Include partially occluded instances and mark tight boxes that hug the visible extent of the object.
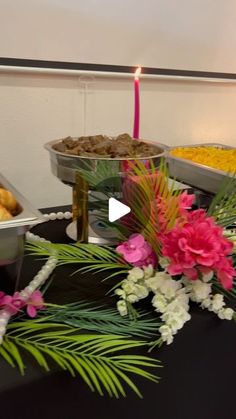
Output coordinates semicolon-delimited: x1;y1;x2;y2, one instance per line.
166;143;235;194
0;173;43;265
44;138;168;185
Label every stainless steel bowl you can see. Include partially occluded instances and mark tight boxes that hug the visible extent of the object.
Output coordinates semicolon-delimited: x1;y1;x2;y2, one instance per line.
0;174;43;265
44;138;168;185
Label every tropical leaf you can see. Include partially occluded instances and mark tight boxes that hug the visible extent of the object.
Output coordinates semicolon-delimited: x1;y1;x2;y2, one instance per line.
207;176;236;227
75;160;121;190
2;320;161;398
26;241;131;279
76;158;183;252
40;301;161;338
124;158;181;254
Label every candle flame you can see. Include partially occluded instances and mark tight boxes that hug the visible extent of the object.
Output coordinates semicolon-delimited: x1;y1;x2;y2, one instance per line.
134;66;142;80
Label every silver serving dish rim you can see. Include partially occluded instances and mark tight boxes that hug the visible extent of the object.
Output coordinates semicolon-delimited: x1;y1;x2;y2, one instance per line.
45;138;169;161
0;173;44;229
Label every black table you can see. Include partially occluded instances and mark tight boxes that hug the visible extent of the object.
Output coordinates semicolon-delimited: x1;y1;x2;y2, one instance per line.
0;206;236;419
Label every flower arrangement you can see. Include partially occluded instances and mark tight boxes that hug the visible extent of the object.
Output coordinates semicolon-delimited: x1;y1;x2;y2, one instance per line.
0;159;235;398
114;181;235;345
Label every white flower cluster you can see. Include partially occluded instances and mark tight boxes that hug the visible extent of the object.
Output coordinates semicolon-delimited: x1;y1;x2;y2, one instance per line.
182;273;234;321
116;266;153;316
115;266;191;345
115;265;235;346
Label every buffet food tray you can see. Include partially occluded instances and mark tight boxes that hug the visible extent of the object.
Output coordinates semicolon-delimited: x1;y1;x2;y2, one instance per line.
0;173;43;265
45;138;168;185
166;143;235;194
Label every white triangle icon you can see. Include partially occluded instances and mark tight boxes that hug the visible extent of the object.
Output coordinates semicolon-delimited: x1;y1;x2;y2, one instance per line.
108;198;131;222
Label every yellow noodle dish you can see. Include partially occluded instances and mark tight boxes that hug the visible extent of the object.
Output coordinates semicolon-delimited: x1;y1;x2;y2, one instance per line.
170;146;236;174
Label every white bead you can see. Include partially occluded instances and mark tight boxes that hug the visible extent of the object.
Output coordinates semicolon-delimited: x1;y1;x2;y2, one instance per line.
64;211;72;219
31;279;39;286
0;326;6;333
43;214;50;221
0;319;7;325
49;212;57;220
39;267;47;274
56;212;64;220
47;260;55;267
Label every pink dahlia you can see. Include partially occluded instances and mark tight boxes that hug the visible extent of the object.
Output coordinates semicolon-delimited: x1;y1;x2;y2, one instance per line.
161;209;235;289
116;234;157;267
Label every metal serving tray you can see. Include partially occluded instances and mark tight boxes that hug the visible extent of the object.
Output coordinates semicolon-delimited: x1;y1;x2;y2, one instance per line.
45;138;168;185
0;173;43;265
166;143;235;194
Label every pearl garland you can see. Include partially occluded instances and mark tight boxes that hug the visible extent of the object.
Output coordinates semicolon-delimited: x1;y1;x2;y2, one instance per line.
0;210;72;344
25;210;73;287
42;211;72;222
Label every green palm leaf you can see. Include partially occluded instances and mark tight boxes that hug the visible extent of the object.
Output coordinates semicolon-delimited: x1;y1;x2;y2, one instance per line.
26;241;131;279
2;320;161;398
126;158;181;253
207;176;236;227
39;302;161;338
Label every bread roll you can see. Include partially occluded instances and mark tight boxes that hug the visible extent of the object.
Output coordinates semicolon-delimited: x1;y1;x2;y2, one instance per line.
0;204;12;221
0;188;17;212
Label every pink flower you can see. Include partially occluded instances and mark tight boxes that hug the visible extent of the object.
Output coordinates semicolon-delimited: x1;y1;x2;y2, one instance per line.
179;191;195;210
0;292;6;305
215;258;236;290
161;209;235;289
116;234;157;267
0;292;25;314
25;290;45;318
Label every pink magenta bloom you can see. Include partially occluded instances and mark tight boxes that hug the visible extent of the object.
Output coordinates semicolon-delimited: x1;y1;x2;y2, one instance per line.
0;292;6;305
161;209;235;289
116;234;157;267
0;290;45;318
25;290;45;318
0;292;25;314
215;258;236;290
179;191;195;211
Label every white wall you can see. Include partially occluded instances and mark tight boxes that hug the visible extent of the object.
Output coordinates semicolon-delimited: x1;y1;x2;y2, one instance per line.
0;72;235;208
1;0;236;73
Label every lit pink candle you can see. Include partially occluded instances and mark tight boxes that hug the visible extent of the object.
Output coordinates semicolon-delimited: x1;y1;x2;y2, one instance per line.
133;66;141;139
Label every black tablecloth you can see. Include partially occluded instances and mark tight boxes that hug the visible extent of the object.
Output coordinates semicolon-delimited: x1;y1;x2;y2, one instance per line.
0;206;236;419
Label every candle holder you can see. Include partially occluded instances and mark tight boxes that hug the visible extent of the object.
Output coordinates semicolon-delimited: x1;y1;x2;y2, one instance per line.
45;138;167;245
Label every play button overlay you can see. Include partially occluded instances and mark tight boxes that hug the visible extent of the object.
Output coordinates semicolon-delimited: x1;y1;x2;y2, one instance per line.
85;173;151;240
108;198;131;222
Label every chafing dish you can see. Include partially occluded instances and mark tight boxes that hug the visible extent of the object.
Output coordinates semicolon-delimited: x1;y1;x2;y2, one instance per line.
44;138;168;186
45;138;168;244
0;173;43;265
166;143;235;194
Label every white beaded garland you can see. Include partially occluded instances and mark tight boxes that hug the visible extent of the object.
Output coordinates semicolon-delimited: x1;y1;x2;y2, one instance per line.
42;211;72;222
0;211;73;345
24;211;74;288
